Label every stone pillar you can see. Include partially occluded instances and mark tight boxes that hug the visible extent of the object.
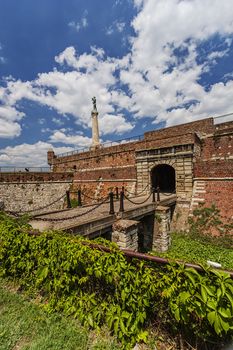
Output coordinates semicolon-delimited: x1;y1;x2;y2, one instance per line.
153;206;171;252
91;97;100;149
112;219;139;251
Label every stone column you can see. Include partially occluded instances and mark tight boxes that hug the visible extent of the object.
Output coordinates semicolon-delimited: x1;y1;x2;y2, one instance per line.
112;219;139;251
152;206;171;252
91;97;100;149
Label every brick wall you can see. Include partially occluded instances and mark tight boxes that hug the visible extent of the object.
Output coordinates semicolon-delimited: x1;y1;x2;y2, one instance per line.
192;123;233;230
144;118;214;140
0;172;73;183
204;180;233;225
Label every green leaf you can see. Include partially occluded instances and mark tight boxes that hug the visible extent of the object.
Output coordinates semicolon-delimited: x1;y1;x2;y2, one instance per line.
206;300;217;311
201;285;208;303
218;308;231;318
207;311;216;326
213;315;222;335
219;317;230;332
120;319;126;334
174;307;180;321
179;291;191;304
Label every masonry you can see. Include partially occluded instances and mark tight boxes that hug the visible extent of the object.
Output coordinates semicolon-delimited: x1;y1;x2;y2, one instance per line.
1;116;232;236
46;117;233;233
0;172;73;213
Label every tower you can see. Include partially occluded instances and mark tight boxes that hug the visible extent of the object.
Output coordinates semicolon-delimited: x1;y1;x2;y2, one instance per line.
91;96;100;150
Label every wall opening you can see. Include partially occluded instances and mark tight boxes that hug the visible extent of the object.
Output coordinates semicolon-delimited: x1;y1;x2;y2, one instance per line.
151;164;176;192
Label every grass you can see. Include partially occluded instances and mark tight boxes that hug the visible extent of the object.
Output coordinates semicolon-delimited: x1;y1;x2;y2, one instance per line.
152;232;233;271
0;279;120;350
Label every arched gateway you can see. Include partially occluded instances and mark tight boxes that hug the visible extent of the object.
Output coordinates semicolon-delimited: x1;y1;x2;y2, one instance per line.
136;144;194;199
151;164;176;193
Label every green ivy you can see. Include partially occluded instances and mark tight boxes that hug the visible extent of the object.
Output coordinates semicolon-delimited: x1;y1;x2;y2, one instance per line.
188;203;233;237
0;212;233;349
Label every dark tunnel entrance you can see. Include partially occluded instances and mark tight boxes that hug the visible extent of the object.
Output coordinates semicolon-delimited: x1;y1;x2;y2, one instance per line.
151;164;176;193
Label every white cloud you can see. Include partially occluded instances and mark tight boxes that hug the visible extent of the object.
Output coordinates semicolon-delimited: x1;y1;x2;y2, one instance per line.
68;11;88;32
106;21;126;35
52;117;64;126
1;0;233;150
99;114;134;135
122;0;233;122
0;104;24;138
2;47;132;137
0;141;73;167
0;119;21;138
49;130;92;147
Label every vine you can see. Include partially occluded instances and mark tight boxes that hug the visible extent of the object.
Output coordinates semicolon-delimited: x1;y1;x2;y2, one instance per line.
0;212;232;349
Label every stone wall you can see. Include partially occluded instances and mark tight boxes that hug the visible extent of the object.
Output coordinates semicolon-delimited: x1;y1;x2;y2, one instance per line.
112;219;139;251
0;173;73;214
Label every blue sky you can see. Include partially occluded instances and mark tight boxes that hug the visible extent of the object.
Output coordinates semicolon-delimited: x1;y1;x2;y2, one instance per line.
0;0;233;166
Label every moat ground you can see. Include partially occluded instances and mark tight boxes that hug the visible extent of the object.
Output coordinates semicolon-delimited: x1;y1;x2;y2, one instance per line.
0;278;179;350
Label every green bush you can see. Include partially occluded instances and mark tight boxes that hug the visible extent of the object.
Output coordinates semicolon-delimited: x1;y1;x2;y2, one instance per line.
0;212;233;349
153;232;233;270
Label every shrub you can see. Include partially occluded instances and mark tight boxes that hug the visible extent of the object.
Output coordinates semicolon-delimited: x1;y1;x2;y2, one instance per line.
0;212;233;349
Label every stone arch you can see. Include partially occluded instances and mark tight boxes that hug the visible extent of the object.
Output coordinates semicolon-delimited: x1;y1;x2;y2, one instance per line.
151;163;176;193
148;159;177;171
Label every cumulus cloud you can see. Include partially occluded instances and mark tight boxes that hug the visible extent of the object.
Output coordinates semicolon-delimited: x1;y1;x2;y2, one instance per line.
49;130;92;147
0;103;24;138
1;0;233;153
99;114;134;135
0;141;73;167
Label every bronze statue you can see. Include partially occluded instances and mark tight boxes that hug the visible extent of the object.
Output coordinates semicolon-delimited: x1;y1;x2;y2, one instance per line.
92;96;97;110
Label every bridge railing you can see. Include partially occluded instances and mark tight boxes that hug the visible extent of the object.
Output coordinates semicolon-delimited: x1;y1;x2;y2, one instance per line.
5;186;160;218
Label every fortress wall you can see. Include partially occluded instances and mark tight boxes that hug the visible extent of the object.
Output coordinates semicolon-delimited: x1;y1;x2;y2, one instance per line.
0;173;73;213
203;180;233;228
0;172;73;183
144;118;214;140
192;127;233;230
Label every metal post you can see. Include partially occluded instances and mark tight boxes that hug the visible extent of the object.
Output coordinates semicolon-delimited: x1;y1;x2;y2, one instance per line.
152;188;156;203
66;190;71;208
156;186;160;202
119;191;124;212
115;186;119;200
122;186;125;193
109;191;115;215
77;189;82;206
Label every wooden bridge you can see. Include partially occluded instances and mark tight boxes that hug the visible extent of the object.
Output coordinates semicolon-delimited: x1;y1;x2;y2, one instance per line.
30;191;176;252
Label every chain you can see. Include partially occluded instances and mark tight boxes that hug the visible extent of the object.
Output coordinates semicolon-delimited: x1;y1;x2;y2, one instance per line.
124;192;152;205
82;191;98;201
32;195;109;222
5;193;66;216
125;184;149;196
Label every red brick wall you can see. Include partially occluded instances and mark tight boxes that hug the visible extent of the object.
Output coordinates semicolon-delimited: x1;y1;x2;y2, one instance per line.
194;160;233;177
203;180;233;232
199;134;233;160
144;118;214;140
0;172;73;183
73;166;136;181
